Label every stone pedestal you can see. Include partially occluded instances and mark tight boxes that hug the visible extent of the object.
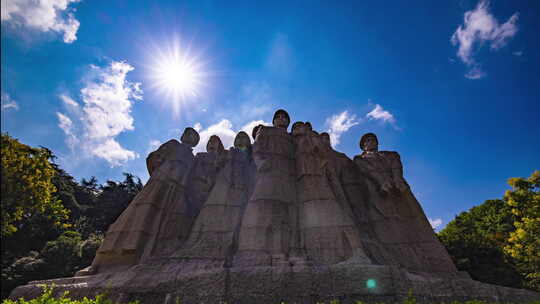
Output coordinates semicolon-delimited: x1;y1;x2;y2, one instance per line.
10;260;540;303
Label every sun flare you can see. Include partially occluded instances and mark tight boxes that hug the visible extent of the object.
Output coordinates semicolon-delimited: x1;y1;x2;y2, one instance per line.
155;55;200;97
148;40;206;115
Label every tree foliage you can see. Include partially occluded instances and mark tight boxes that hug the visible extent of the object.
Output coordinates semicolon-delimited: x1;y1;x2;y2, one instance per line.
87;173;142;234
438;199;523;288
439;170;540;291
1;134;69;237
503;170;540;290
1;134;142;299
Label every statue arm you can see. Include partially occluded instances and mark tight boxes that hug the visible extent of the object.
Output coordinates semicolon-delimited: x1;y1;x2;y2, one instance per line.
387;152;409;192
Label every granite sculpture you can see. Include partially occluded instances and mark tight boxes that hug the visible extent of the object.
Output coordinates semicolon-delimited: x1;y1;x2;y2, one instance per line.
354;133;456;273
83;127;200;274
10;109;540;303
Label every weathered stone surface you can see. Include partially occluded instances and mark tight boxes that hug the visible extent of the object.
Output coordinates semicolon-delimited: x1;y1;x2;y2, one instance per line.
11;111;540;303
354;133;456;274
87;131;198;273
235;119;297;266
175;143;255;261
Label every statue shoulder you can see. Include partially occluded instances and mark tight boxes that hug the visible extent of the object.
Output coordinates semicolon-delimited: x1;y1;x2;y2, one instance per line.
353;151;372;161
158;139;195;161
353;154;364;162
379;151;400;160
379;151;403;169
158;139;181;151
336;151;349;160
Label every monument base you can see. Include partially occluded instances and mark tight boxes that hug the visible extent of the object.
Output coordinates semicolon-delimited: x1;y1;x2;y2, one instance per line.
9;258;540;303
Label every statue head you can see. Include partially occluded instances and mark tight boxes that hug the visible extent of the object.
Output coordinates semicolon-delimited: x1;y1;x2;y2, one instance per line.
320;132;331;147
234;131;251;151
360;133;378;153
291;121;305;136
272;109;290;129
252;124;263;141
305;121;319;135
207;135;225;153
181;127;200;147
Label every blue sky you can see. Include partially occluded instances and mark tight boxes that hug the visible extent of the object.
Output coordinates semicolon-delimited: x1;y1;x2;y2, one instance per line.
2;0;539;231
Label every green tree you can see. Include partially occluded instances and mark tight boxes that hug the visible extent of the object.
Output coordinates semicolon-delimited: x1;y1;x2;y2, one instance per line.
438;199;523;288
1;134;142;299
88;173;142;233
503;170;540;290
1;134;69;237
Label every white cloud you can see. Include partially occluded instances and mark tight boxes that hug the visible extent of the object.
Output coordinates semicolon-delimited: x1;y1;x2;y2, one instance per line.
428;217;443;229
194;119;237;153
465;66;486;79
60;94;79;107
325;111;360;148
192;119;271;153
92;139;137;165
1;0;81;43
366;104;396;124
56;112;78;149
1;92;19;110
147;139;161;153
80;62;142;140
56;112;73;136
57;61;143;167
451;0;518;79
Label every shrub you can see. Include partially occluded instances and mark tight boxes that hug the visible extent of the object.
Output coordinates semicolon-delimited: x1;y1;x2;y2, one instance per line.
2;285;138;304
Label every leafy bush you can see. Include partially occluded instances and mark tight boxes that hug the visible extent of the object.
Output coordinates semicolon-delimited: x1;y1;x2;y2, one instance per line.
2;285;138;304
438;171;540;291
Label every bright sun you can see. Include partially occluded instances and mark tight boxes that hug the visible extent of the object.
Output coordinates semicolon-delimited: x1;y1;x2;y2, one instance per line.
155;54;201;97
148;40;206;115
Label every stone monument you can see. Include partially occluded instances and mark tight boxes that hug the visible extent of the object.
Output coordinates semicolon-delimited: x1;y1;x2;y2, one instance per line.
10;110;540;303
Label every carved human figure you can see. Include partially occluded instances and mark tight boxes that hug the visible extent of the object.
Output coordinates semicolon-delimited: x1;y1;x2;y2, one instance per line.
235;109;297;266
182;135;227;220
175;132;255;263
234;131;252;152
354;133;457;273
356;133;409;194
148;135;228;259
293;125;371;264
82;127;200;274
319;132;393;265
